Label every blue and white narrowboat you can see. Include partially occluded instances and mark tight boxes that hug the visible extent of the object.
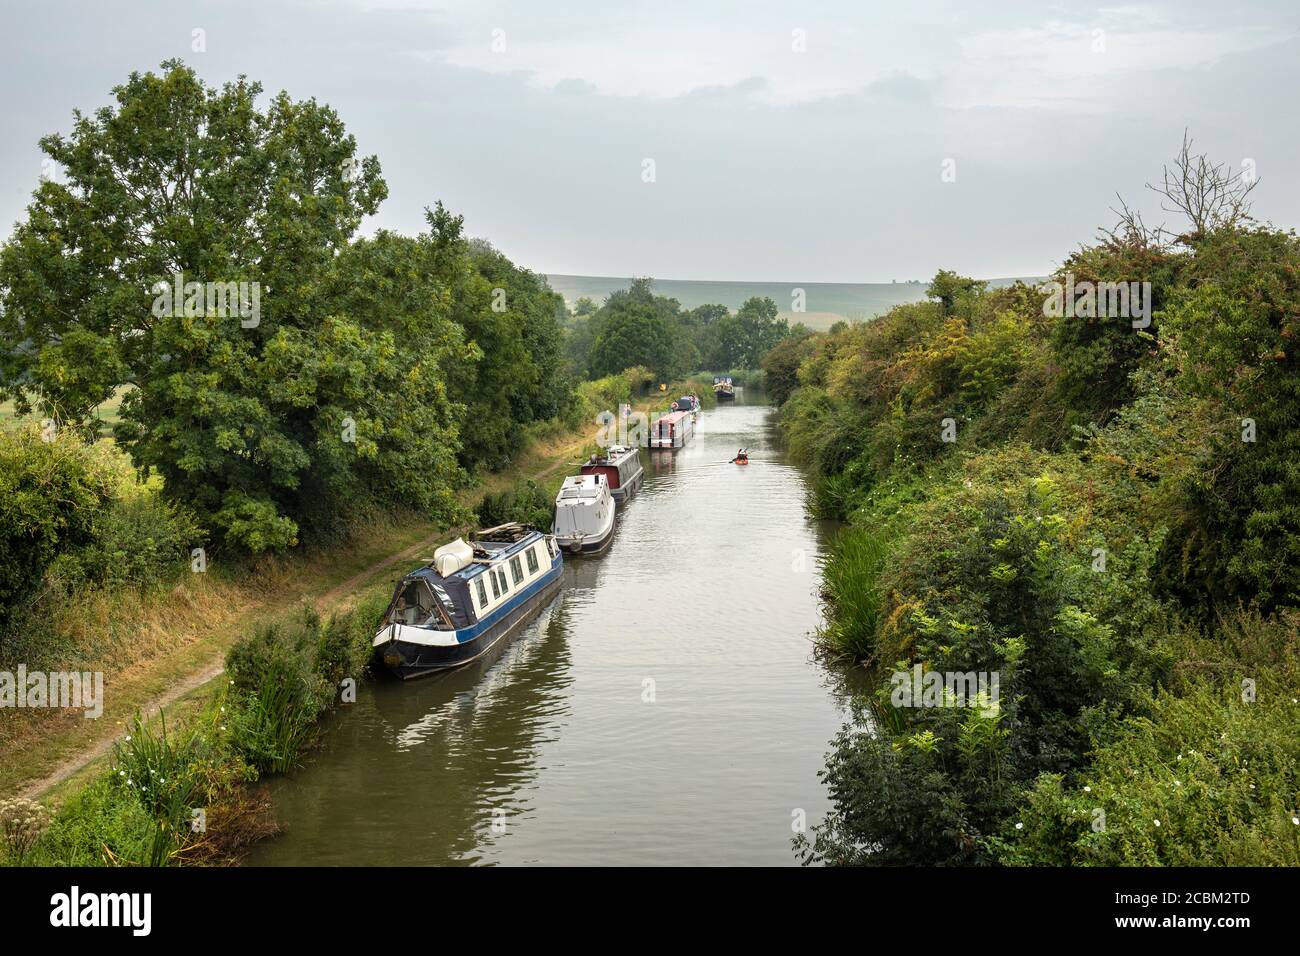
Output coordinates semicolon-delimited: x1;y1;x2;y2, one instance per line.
373;524;563;679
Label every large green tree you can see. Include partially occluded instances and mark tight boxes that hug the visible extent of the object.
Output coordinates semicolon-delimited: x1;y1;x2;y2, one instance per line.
709;296;790;369
0;62;467;552
587;278;681;381
457;237;570;467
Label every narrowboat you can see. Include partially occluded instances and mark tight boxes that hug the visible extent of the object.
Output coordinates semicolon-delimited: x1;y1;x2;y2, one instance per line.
579;444;644;502
373;523;563;679
650;409;694;449
713;376;735;401
553;473;616;554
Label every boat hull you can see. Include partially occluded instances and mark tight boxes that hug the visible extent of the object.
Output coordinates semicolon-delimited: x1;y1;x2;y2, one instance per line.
557;514;616;555
376;564;562;679
609;469;642;502
715;391;735;402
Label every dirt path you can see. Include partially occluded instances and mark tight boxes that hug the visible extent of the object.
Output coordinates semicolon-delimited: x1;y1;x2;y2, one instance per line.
17;660;228;801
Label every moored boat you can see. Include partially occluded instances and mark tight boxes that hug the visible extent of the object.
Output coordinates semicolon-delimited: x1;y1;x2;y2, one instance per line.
650;409;694;449
553;473;616;554
579;443;643;502
713;376;735;402
373;523;562;679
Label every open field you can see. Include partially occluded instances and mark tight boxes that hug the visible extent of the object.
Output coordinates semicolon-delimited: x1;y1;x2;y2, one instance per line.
0;385;132;434
546;274;1045;328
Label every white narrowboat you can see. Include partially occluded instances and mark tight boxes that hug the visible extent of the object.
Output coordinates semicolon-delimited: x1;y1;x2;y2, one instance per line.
553;473;617;554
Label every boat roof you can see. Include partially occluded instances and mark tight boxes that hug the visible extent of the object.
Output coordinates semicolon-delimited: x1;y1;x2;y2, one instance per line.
559;474;605;500
583;444;635;465
655;410;690;424
405;527;546;584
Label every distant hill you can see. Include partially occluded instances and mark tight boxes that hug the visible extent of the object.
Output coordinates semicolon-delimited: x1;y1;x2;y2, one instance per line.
546;274;1045;330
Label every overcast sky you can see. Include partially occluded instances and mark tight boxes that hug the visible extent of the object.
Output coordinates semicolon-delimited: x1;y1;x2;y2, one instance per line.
2;0;1297;282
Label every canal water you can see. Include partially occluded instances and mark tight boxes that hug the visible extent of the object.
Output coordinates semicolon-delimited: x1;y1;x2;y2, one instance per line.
246;393;862;865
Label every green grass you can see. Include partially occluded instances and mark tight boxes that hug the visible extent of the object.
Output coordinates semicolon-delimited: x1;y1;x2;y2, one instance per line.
1;385;132;435
819;525;890;662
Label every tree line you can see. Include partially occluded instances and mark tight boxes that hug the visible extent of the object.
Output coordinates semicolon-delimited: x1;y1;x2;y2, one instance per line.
563;278;798;382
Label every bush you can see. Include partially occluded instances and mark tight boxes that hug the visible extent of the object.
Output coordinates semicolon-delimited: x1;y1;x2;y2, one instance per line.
315;591;389;688
0;427;117;636
109;712;221;865
568;369;638;430
998;611;1300;866
797;703;1011;866
20;775;157;867
477;479;553;532
225;619;333;774
60;493;205;590
0;798;51;864
818;526;889;661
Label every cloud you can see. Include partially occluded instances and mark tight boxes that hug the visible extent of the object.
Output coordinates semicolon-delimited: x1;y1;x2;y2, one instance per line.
403;2;1295;115
949;8;1291;110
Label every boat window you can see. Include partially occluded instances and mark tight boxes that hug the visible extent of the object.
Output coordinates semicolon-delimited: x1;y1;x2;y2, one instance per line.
475;575;488;608
496;568;509;594
385;579;441;628
510;555;524;585
489;570;500;600
525;546;540;574
429;584;459;628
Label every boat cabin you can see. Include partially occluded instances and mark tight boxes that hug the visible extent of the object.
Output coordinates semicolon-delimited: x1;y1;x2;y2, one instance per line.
381;524;558;631
650;410;693;449
553;474;617;553
579;444;644;501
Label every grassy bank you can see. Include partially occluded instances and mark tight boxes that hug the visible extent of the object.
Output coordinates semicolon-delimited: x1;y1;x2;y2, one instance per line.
770;225;1300;865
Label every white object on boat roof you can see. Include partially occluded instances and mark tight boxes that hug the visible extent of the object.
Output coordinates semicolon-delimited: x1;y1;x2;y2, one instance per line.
432;537;474;576
558;474;603;499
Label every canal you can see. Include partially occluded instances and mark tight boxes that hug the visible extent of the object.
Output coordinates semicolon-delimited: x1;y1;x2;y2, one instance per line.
246;393;862;865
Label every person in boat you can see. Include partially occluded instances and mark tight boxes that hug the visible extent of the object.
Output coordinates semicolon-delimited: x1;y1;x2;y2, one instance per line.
734;448;748;463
